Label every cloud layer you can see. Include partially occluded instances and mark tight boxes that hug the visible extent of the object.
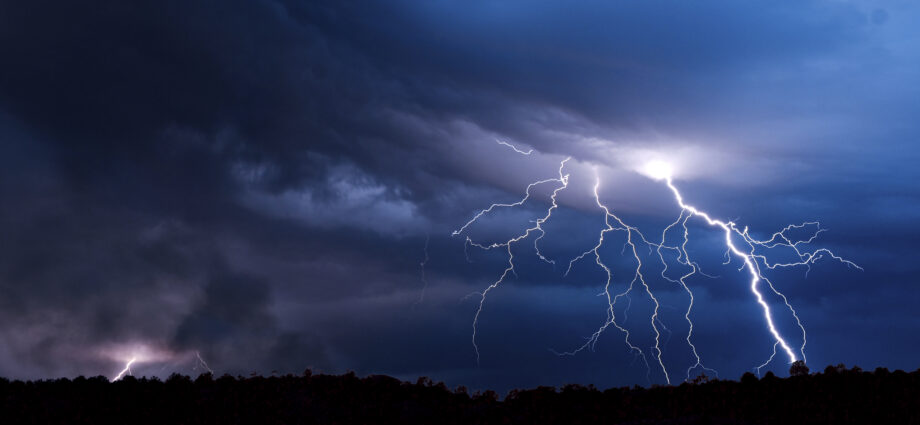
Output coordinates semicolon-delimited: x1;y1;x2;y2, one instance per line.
0;0;917;390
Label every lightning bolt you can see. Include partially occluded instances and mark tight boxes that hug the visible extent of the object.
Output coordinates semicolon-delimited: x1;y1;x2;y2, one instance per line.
454;156;859;382
557;173;671;383
755;342;779;377
657;207;719;381
112;357;137;381
104;344;217;380
660;175;860;368
453;157;570;363
195;351;214;375
495;139;534;155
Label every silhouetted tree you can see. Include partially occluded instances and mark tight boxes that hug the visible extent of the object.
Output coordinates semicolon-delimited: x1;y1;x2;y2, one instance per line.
194;372;213;384
790;360;810;376
473;389;499;402
691;373;711;385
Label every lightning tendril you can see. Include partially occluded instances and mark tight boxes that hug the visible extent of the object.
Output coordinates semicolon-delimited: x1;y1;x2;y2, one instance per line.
453;156;860;382
454;158;570;364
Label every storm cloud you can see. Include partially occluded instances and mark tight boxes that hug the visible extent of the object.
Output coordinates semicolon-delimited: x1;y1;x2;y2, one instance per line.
0;0;917;391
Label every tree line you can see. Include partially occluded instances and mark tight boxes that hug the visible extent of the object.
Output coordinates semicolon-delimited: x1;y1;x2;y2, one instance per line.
1;363;917;424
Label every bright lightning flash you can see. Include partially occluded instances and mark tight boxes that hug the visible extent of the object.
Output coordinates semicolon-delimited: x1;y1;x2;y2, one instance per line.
112;357;137;381
104;343;215;380
643;160;673;181
454;156;860;383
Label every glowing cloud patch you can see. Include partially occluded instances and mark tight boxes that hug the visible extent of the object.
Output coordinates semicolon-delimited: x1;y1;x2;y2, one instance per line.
643;160;674;181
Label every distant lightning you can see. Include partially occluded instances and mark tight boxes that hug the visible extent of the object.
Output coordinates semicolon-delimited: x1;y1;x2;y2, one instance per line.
195;351;214;375
495;139;534;155
414;233;431;305
103;344;217;380
454;154;859;382
112;357;137;381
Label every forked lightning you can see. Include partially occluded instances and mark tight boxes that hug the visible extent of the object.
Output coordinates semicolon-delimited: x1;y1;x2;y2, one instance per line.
454;156;859;382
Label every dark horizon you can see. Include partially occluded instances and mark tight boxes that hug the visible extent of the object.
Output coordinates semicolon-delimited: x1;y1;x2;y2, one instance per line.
0;363;917;424
0;358;907;385
1;0;918;394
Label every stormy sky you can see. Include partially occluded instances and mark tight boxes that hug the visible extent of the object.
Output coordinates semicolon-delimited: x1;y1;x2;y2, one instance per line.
1;0;918;391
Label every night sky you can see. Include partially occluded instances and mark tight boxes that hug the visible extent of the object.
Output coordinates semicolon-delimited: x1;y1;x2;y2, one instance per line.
1;1;918;392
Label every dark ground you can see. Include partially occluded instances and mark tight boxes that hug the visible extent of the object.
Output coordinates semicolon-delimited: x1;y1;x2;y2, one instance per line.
2;364;918;424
